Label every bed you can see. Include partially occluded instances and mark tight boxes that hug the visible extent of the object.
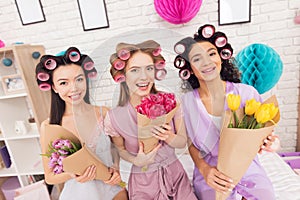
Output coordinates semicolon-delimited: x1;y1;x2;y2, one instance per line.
120;151;300;200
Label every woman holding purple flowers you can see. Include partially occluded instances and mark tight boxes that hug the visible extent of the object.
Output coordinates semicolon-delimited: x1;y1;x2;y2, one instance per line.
104;40;197;199
36;47;128;200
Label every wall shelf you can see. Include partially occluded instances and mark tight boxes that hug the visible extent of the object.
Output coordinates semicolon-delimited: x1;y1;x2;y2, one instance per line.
0;44;50;187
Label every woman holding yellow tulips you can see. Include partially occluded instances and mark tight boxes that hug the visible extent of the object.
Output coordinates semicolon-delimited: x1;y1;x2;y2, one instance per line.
173;24;277;200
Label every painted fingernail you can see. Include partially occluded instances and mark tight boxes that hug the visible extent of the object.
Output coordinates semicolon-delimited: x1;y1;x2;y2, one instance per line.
231;184;235;188
229;179;233;183
264;139;268;143
228;188;232;192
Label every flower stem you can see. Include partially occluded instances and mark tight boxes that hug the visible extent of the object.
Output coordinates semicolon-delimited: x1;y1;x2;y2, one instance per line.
233;111;239;128
228;113;234;128
248;117;256;129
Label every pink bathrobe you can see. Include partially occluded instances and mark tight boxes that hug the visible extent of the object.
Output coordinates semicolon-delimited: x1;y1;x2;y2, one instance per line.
105;103;197;200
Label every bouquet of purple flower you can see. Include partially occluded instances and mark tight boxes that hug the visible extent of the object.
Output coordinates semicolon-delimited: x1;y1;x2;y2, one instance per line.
41;138;81;174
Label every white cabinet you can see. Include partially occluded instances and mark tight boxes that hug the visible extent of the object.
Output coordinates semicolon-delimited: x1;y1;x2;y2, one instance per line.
0;44;50;187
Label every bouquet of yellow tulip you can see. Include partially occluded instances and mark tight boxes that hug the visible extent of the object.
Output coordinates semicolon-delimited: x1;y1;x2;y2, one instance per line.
216;95;280;200
227;94;279;129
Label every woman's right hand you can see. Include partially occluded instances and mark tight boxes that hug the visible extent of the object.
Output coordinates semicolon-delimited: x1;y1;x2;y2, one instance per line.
201;164;235;194
73;165;97;183
133;142;161;167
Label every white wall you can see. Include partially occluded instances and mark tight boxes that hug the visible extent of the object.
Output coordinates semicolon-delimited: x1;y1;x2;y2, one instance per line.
0;0;299;152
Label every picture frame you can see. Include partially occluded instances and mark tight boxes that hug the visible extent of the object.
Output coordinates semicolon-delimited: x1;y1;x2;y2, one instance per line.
1;74;26;95
15;0;46;25
218;0;251;25
77;0;109;31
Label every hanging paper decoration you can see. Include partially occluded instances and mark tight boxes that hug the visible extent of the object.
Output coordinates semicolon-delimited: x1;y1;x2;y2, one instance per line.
154;0;203;24
235;43;283;94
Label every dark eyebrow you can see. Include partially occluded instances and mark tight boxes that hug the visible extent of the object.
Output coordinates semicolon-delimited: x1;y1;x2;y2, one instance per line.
207;47;217;52
190;47;217;60
191;53;202;61
57;74;84;82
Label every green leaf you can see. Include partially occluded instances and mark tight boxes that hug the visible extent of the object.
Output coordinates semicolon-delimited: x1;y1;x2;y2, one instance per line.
228;123;234;128
254;123;264;129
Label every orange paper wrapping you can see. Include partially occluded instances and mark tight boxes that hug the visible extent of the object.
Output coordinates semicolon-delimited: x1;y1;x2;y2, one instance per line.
42;123;112;181
137;104;179;154
216;95;280;200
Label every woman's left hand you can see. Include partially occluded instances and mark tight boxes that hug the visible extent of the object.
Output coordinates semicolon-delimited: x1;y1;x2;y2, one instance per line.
259;131;280;153
103;167;121;185
151;124;175;141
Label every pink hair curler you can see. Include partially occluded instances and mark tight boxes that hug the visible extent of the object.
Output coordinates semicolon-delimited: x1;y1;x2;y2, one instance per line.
113;59;125;70
201;25;215;38
155;60;165;69
152;47;162;56
37;72;50;81
114;74;126;83
155;69;167;80
215;36;227;48
84;61;94;71
174;56;186;69
117;49;130;61
174;43;185;54
39;83;51;91
220;49;232;60
44;58;57;70
68;50;80;62
87;71;97;79
179;69;190;80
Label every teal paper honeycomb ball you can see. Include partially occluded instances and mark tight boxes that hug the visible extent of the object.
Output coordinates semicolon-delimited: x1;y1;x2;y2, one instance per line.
235;43;283;94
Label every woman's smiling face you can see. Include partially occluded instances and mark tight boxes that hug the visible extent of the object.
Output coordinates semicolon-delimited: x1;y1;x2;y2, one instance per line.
188;41;222;82
125;51;155;100
52;64;87;105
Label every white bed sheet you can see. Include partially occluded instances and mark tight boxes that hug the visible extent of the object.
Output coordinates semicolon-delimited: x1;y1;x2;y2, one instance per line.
120;152;300;199
258;152;300;200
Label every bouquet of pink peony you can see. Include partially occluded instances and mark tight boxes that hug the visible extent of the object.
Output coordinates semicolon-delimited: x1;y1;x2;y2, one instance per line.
41;138;81;174
135;93;178;153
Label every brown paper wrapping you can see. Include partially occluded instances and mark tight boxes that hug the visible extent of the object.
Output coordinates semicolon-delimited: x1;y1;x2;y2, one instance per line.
137;105;179;154
216;95;280;200
43;123;112;181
